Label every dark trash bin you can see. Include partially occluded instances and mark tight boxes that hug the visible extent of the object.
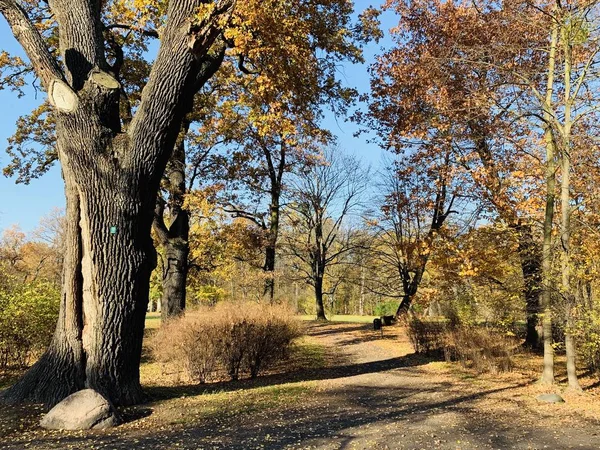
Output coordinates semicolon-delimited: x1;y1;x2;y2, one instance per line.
373;318;382;330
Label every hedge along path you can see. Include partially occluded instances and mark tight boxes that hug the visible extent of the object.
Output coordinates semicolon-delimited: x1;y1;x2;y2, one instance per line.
2;321;600;449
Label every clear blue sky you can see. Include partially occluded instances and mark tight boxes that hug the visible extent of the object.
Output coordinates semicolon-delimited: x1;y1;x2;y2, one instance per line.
0;5;396;234
0;16;66;233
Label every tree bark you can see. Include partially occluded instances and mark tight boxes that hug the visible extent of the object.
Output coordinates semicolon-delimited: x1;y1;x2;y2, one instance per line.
154;131;190;322
396;293;413;316
315;274;327;320
3;170;85;406
469;123;543;349
262;143;285;303
263;189;280;302
5;155;155;406
160;232;189;320
560;37;581;391
359;265;365;316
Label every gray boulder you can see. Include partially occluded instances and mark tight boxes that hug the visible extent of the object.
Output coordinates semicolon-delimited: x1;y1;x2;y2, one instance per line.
40;389;119;430
536;393;565;403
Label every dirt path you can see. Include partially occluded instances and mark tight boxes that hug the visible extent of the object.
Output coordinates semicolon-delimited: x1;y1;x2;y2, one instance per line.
296;322;600;449
2;322;600;449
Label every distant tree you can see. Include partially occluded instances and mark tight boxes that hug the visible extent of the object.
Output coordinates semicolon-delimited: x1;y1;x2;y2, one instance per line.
285;148;368;320
152;0;375;312
368;152;459;316
360;0;550;346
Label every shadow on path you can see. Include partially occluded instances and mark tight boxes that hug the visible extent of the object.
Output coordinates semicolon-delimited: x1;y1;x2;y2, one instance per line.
145;351;435;401
12;380;564;450
4;321;599;450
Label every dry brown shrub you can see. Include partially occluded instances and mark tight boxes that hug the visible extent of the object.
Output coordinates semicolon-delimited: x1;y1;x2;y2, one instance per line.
149;302;302;383
443;327;516;374
406;317;516;374
406;317;447;355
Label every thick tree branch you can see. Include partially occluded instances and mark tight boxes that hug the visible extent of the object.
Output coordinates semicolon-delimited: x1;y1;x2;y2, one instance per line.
224;206;266;229
128;1;233;175
0;0;63;88
153;196;170;245
48;0;107;88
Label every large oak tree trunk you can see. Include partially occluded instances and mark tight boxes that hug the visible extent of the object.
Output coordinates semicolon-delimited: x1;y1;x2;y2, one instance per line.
0;0;231;406
3;172;86;405
5;155;156;406
72;167;155;405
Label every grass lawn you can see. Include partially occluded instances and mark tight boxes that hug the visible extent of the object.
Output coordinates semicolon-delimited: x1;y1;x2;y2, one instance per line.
145;312;161;329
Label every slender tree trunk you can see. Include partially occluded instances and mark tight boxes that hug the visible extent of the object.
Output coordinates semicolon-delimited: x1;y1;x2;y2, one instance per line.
392;161;452;319
314;214;327;320
396;293;413;316
263;166;283;303
359;265;365;316
470;122;544;349
560;37;581;391
263;192;279;303
540;130;556;386
294;282;299;312
540;16;559;385
315;274;326;320
264;246;276;301
396;265;426;317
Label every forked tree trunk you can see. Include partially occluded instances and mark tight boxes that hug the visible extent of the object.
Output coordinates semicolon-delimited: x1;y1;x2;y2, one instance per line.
0;0;230;406
262;148;285;303
395;244;429;317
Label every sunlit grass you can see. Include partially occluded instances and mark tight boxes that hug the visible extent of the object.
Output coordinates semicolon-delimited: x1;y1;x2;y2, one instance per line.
145;311;161;329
